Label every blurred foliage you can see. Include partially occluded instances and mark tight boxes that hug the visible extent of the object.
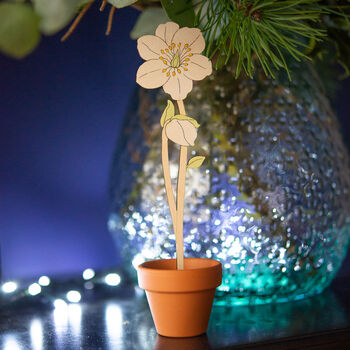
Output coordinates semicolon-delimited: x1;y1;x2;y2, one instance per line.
160;0;194;27
130;7;168;39
33;0;80;35
0;2;40;59
108;0;138;8
319;0;350;78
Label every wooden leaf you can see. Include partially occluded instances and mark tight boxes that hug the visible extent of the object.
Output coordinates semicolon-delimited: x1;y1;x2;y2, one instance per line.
187;156;205;169
172;114;200;128
160;100;175;127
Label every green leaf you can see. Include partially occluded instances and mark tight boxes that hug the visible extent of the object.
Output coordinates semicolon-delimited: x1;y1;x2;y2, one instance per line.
33;0;80;35
130;7;169;39
161;0;195;27
187;156;205;169
0;3;40;59
172;114;200;128
107;0;137;8
160;100;175;127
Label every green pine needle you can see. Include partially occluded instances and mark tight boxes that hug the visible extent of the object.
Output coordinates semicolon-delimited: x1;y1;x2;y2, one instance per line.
195;0;327;80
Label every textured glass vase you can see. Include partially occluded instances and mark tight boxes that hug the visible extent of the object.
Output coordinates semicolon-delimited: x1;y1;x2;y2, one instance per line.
109;60;350;305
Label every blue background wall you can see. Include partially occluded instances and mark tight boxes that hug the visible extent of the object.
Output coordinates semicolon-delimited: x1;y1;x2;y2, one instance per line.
0;5;140;279
0;4;349;280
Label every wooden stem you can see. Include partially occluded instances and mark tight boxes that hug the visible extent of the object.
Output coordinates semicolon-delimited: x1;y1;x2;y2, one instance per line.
161;124;177;236
106;6;116;36
175;100;187;270
99;0;107;11
60;1;93;42
177;99;186;116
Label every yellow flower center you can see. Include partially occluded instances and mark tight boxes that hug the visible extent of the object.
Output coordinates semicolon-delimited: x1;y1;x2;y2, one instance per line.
170;49;180;68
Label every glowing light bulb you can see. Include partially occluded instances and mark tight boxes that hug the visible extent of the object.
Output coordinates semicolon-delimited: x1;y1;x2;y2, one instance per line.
28;283;41;296
82;268;95;280
66;290;81;303
105;273;121;286
2;281;17;293
38;276;50;286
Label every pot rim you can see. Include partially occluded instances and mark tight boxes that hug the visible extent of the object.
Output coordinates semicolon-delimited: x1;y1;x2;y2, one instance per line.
138;257;220;271
137;258;222;293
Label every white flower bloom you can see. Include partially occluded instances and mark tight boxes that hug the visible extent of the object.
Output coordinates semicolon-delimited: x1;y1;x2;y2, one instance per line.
165;119;198;146
136;22;212;100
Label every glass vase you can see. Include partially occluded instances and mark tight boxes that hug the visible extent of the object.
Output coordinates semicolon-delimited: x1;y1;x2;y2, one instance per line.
108;60;350;305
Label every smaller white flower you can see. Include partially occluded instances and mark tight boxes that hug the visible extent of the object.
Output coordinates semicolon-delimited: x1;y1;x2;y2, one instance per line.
165;119;198;146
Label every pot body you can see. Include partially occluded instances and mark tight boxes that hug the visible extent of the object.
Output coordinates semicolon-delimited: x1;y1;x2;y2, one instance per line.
109;60;350;305
137;258;222;337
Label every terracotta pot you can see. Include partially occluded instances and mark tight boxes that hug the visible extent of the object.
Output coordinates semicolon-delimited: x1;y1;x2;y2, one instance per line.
137;258;222;337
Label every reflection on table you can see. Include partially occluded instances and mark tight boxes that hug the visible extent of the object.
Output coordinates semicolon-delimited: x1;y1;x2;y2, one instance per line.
0;277;349;350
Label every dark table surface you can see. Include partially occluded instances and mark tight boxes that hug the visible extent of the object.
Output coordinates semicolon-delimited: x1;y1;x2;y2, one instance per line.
1;276;350;350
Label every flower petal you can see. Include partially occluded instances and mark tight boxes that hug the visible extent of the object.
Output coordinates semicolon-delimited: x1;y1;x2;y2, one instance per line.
162;72;193;100
183;54;212;81
155;22;179;46
137;35;167;60
136;60;169;89
165;119;197;146
172;27;205;54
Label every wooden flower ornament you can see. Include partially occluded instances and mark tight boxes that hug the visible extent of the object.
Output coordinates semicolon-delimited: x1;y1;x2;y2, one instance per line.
136;22;212;100
136;22;212;270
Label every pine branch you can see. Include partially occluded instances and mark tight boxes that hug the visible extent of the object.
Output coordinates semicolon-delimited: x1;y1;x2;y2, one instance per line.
195;0;327;79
